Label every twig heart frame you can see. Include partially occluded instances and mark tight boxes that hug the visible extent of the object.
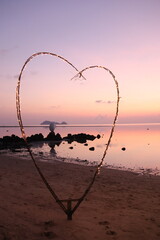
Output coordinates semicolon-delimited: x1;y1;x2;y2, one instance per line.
16;52;120;220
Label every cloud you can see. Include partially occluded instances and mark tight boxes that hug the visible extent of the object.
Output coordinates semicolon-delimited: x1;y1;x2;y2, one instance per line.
94;114;108;121
0;46;18;56
95;100;115;104
107;100;115;104
50;105;60;109
0;49;9;55
95;100;104;104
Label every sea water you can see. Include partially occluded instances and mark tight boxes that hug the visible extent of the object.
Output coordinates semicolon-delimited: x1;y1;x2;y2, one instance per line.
0;123;160;175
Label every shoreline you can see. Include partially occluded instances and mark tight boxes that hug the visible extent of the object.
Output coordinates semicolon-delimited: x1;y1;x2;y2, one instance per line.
2;150;160;177
0;154;160;239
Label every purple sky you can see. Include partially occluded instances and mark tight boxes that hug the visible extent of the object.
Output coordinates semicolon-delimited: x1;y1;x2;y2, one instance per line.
0;0;160;125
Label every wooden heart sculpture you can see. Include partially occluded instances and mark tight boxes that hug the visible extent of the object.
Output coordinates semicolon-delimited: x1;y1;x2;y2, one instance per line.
16;52;120;220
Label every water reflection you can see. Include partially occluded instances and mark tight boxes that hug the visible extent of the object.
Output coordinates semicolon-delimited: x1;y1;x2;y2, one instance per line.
31;141;44;148
48;141;61;156
0;124;160;174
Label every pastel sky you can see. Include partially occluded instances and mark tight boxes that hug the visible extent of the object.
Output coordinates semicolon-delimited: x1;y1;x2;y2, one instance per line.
0;0;160;125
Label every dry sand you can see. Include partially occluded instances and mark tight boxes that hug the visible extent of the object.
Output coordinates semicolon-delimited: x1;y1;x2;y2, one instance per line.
0;154;160;240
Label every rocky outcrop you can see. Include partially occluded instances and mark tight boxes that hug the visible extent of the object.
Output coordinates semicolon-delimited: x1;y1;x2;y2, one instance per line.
0;134;25;150
63;133;97;144
0;132;100;150
46;132;62;141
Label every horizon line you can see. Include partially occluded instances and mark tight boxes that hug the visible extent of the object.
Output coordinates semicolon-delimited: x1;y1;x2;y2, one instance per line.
0;122;160;128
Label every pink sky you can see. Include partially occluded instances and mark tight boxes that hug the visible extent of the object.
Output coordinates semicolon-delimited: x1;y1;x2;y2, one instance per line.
0;0;160;125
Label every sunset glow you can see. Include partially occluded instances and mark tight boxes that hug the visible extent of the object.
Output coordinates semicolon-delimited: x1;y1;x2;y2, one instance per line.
1;0;160;125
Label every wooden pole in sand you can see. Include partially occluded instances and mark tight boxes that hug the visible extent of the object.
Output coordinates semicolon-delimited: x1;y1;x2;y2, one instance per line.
57;198;81;220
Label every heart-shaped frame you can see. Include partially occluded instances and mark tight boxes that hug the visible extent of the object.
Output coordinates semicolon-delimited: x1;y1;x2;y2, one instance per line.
16;52;120;220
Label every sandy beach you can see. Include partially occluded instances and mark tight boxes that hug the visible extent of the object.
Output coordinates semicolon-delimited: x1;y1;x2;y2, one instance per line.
0;154;160;240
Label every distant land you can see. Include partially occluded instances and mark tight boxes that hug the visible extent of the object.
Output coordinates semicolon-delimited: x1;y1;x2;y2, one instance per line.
40;120;67;125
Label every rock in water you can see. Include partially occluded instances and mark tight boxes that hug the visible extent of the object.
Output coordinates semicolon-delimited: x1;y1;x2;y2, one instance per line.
89;147;95;151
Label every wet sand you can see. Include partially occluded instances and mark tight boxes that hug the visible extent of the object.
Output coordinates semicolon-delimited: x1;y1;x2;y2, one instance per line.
0;154;160;240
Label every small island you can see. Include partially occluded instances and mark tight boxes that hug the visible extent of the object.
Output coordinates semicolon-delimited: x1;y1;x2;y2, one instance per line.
41;120;67;125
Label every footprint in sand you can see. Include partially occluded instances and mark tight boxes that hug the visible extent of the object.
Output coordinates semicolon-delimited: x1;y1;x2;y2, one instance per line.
99;221;117;235
41;220;57;239
43;231;57;239
106;230;117;235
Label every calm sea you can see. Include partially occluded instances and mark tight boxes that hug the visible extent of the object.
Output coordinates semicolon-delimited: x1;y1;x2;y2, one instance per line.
0;123;160;175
